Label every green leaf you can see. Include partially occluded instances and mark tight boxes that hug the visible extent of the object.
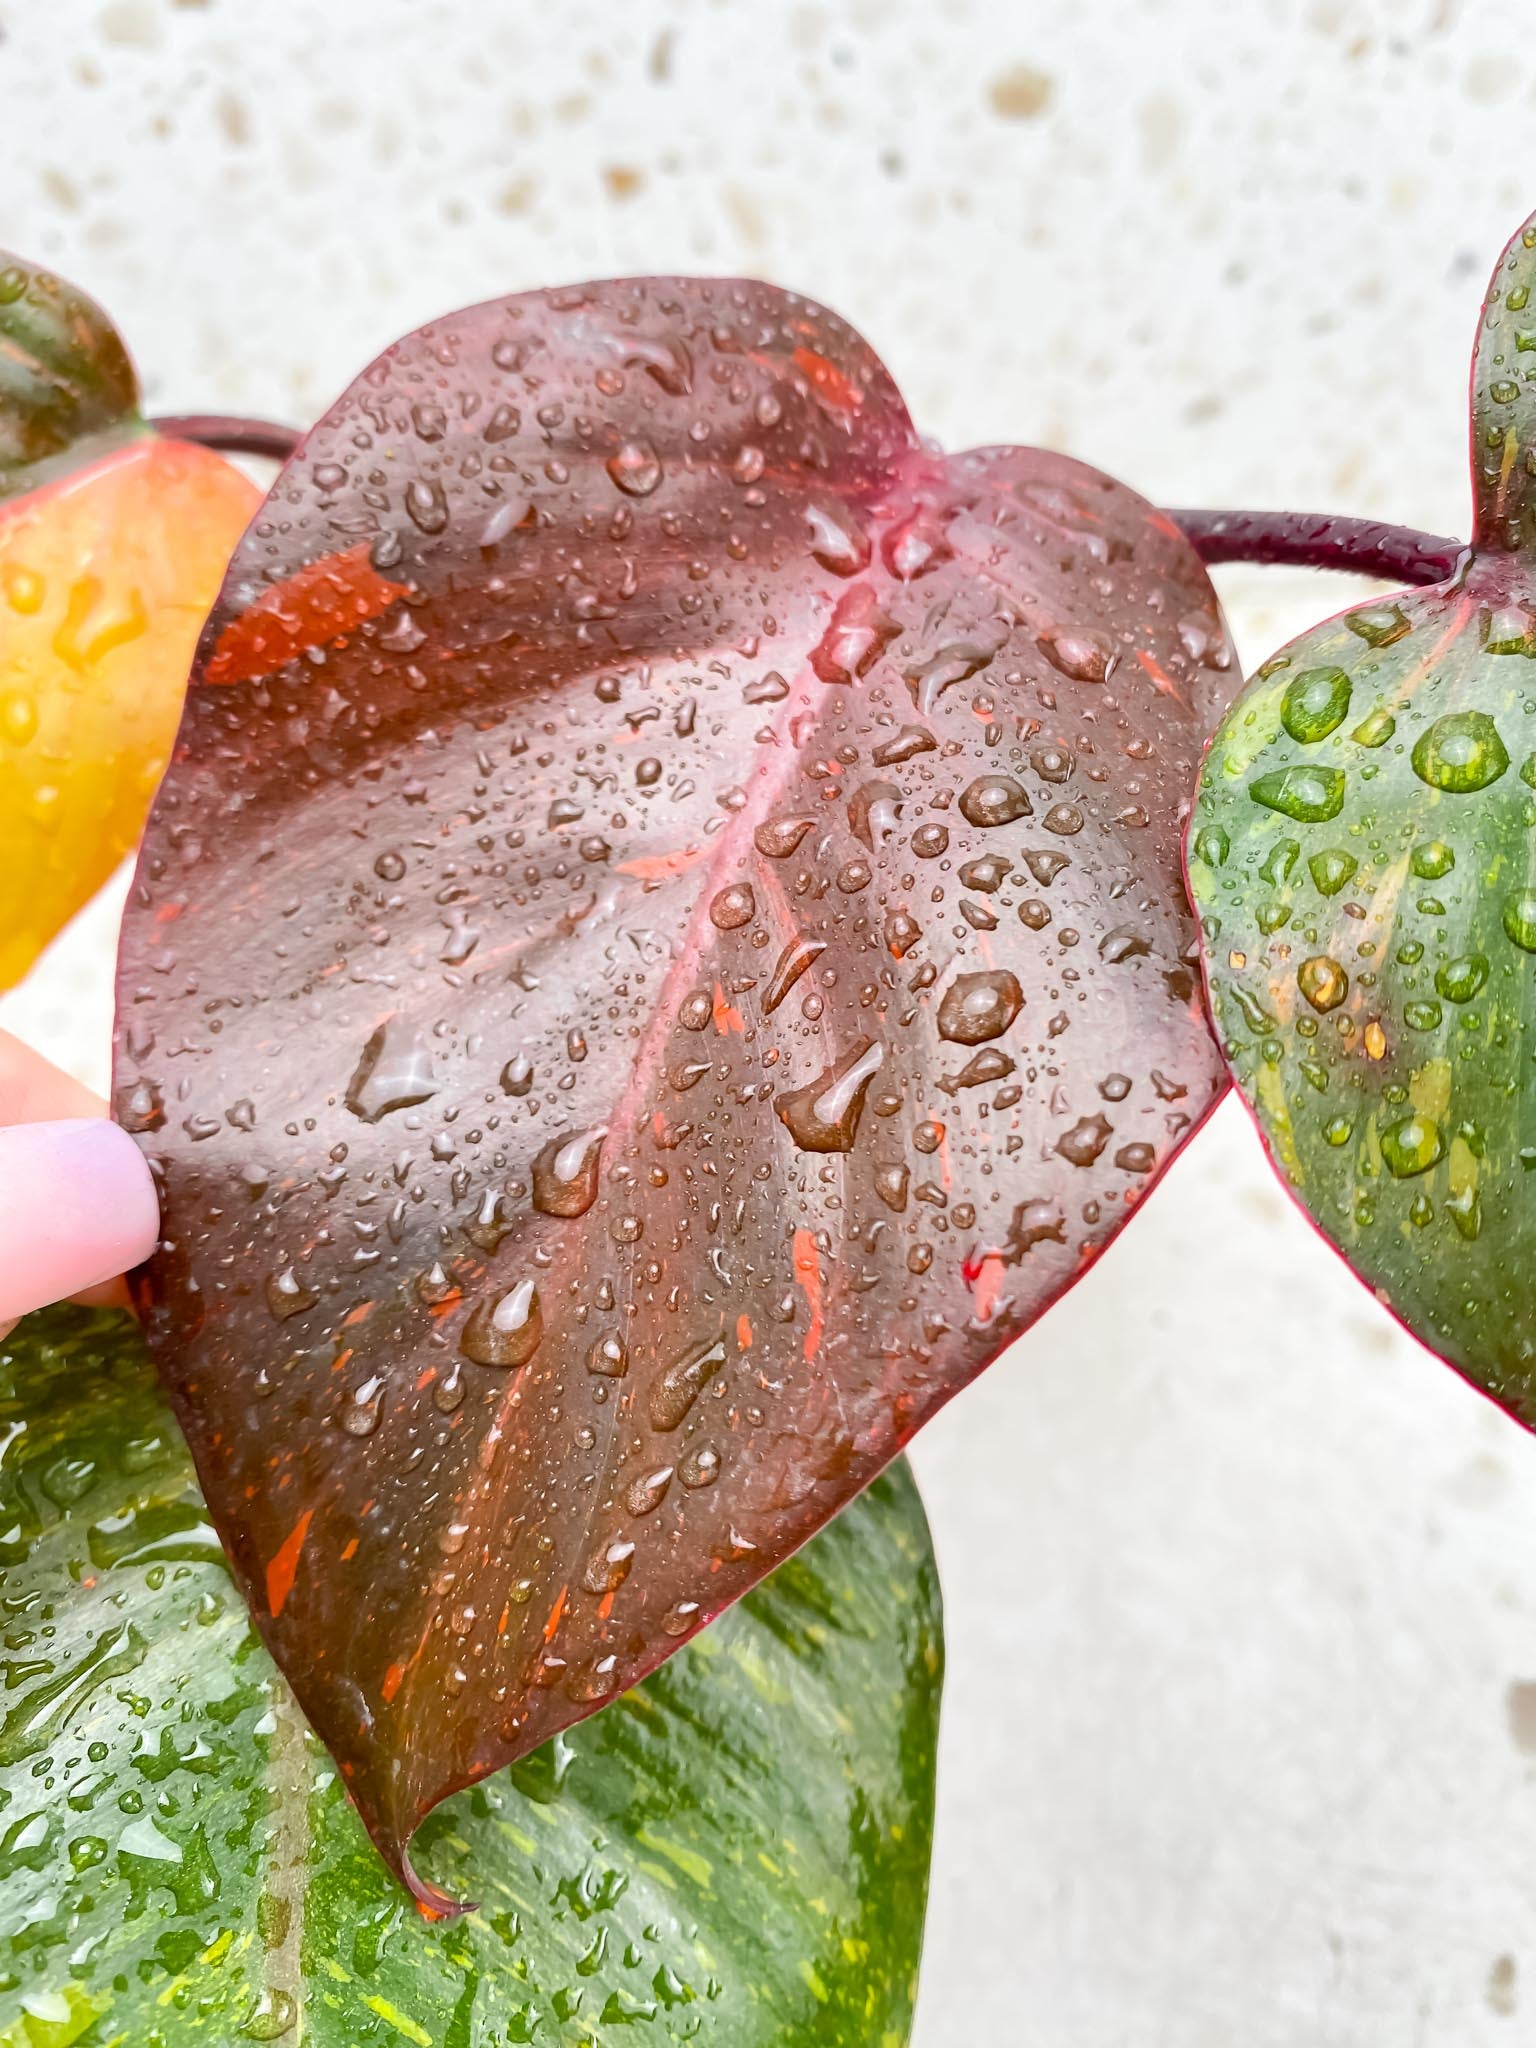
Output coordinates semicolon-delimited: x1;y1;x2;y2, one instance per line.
1189;206;1536;1428
0;253;143;500
0;1310;939;2047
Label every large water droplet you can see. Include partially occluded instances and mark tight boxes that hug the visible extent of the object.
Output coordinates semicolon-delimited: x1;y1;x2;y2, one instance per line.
1380;1113;1443;1178
606;439;663;496
775;1039;885;1152
346;1019;437;1122
937;970;1023;1044
1411;712;1508;792
1297;955;1348;1012
530;1127;605;1218
650;1334;727;1431
1281;666;1352;743
958;775;1032;827
461;1279;543;1366
1249;765;1346;822
1503;891;1536;951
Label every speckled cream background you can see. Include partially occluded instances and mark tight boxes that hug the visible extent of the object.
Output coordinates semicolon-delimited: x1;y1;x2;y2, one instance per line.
2;2;1535;2041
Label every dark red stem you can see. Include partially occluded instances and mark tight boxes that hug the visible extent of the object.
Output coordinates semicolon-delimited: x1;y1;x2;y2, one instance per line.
1167;507;1465;585
150;413;303;463
150;415;1469;584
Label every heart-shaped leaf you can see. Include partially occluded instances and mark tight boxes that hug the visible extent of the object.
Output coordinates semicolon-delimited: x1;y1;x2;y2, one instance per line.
1189;207;1536;1427
115;277;1237;1900
0;1308;939;2046
0;250;260;990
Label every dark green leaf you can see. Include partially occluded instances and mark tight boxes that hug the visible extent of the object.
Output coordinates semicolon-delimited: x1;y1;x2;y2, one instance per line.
0;1309;939;2046
0;252;142;499
1189;206;1536;1427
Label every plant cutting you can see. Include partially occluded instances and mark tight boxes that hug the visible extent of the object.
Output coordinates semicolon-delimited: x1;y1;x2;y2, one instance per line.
0;204;1530;2043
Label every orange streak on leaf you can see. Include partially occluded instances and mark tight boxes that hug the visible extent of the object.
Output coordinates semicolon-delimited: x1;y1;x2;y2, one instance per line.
1136;649;1190;709
265;1507;314;1619
792;1228;824;1362
543;1585;568;1643
791;345;863;414
381;1662;406;1705
712;982;745;1035
614;844;706;882
969;1253;1005;1324
204;541;408;688
736;1313;754;1349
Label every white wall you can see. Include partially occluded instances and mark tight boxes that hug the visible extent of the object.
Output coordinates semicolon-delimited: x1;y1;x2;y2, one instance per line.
3;2;1534;2039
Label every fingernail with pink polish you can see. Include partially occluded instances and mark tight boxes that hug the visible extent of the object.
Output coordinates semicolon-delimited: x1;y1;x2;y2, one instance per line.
0;1119;160;1323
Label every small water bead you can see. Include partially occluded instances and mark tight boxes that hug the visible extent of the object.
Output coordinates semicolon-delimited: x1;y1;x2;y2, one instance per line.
1350;707;1396;748
709;882;755;930
1411;711;1508;792
1249;766;1346;823
1435;953;1488;1002
775;1039;885;1152
1281;666;1352;743
958;775;1031;827
1323;1115;1354;1146
530;1127;605;1217
911;823;949;858
460;1279;543;1367
1404;1000;1443;1030
663;1601;701;1637
1379;1113;1444;1179
1503;891;1536;950
937;970;1023;1044
1297;956;1348;1012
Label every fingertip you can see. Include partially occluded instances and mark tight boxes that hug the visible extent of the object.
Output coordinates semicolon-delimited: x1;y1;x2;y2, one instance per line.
0;1118;160;1323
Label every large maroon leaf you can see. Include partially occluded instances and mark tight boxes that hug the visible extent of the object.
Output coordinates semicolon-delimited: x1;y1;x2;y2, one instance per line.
115;278;1239;1906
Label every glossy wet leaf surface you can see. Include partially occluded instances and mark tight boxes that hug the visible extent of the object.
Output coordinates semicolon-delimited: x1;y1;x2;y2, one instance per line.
0;249;260;990
115;276;1236;1896
0;1309;939;2047
1189;208;1536;1427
